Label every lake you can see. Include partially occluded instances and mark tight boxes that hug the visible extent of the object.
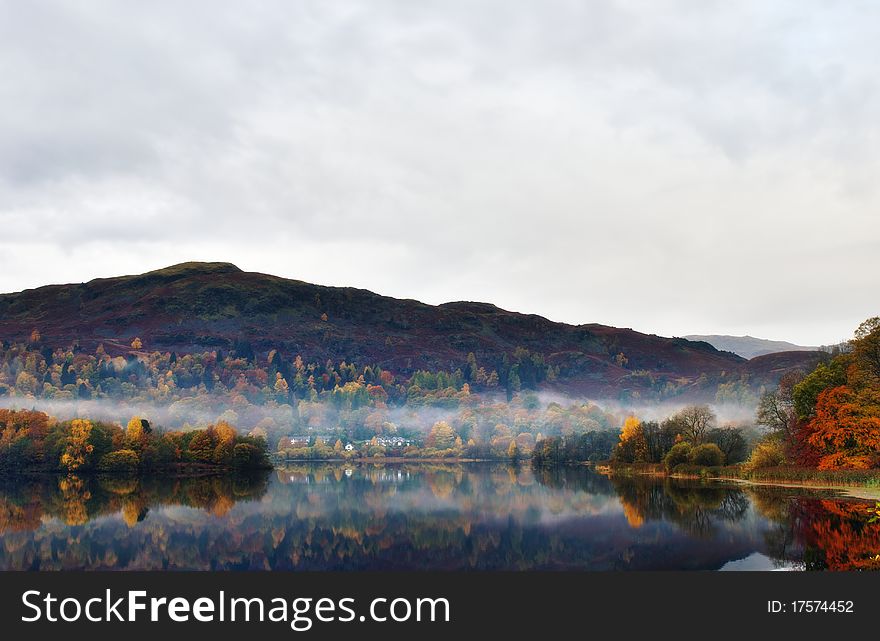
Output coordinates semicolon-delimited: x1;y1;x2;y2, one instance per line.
0;463;877;570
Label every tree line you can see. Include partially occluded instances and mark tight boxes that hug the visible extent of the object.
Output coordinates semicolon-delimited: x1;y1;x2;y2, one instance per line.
0;409;271;475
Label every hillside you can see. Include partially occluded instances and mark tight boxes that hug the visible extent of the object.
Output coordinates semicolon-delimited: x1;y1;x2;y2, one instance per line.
0;262;822;398
684;334;818;359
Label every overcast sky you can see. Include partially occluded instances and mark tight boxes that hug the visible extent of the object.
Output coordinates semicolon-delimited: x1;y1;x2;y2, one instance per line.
1;1;877;346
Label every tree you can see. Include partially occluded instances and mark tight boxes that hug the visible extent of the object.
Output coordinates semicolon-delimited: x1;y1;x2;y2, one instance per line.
426;421;456;449
792;361;847;420
746;436;787;470
213;420;237;444
98;449;140;473
61;419;94;472
188;430;215;463
806;386;880;469
707;427;748;464
507;440;519;461
663;442;691;470
688;443;724;467
273;373;290;401
506;367;521;401
131;337;143;350
213;440;234;466
672;405;715;445
614;416;648;463
852;316;880;381
232;443;267;469
126;416;151;445
854;316;880;341
756;371;800;441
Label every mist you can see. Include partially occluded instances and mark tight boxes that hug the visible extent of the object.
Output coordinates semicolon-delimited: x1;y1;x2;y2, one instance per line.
1;389;762;443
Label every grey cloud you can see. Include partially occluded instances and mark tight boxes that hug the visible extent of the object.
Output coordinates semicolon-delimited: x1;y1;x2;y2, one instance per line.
0;1;878;345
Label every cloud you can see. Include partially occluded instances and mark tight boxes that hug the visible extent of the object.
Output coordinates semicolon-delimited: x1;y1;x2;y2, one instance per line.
0;0;878;345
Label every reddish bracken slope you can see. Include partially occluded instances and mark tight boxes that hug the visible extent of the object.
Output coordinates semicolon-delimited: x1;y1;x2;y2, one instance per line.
0;262;822;397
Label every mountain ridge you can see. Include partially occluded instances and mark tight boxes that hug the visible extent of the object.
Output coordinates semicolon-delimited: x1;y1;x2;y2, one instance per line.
684;334;819;359
0;262;824;398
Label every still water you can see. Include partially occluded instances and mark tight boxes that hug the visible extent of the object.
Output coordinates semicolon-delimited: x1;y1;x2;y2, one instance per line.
0;463;877;570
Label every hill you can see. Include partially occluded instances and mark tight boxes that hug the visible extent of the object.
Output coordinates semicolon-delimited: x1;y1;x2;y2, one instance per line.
683;334;819;359
0;262;822;398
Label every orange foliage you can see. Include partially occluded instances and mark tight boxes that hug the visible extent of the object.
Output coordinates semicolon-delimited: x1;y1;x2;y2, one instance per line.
806;386;880;469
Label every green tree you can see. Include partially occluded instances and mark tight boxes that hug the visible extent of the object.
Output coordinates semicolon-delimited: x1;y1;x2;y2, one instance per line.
663;442;691;470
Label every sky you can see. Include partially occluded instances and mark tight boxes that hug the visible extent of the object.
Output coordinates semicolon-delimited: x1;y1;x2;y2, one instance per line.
0;1;878;346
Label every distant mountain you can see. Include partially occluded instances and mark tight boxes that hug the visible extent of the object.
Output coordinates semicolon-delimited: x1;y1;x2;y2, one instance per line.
683;334;819;359
0;262;822;398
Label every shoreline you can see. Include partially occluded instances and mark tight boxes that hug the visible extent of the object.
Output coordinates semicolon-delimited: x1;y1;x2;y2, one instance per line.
274;457;500;464
596;465;880;501
708;476;880;501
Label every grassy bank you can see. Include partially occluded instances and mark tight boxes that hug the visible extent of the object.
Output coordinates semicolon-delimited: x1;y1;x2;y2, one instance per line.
607;462;880;492
717;465;880;488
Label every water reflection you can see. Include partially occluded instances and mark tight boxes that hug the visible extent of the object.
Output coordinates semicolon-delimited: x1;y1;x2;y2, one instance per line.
0;464;877;570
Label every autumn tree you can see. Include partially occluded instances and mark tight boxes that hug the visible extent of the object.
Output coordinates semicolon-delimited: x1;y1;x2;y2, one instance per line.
806;386;880;469
614;416;648;463
61;419;94;472
131;337;143;350
188;430;215;463
426;421;456;449
213;420;237;444
796;317;880;469
126;416;151;446
274;373;290;401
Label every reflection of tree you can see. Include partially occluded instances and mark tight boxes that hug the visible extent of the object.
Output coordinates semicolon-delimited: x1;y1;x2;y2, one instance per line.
753;490;880;571
747;487;880;571
608;476;749;538
122;500;149;527
533;466;616;495
0;493;43;533
0;472;269;534
3;464;880;571
58;476;91;526
805;500;880;570
746;488;803;567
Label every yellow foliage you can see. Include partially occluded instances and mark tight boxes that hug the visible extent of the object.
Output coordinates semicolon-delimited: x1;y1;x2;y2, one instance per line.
213;420;237;444
619;416;642;442
126;416;146;441
60;419;94;472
